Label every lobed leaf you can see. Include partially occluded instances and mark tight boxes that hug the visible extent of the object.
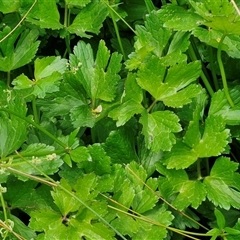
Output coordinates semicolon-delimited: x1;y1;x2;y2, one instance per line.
140;110;182;152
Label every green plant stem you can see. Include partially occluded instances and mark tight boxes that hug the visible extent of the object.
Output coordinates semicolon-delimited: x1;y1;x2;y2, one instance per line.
209;47;219;91
0;193;8;222
0;108;67;149
109;9;126;61
197;159;202;179
188;43;214;97
7;71;10;88
217;35;234;107
147;99;158;113
15;153;128;240
64;4;71;58
102;0;136;34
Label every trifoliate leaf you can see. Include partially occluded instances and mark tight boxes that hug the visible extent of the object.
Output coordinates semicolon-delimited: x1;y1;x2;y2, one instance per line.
204;157;240;209
157;164;206;210
0;90;29;158
209;88;240;125
25;0;62;29
68;1;108;38
71;40;122;101
140;110;182;152
137;58;201;107
0;28;39;71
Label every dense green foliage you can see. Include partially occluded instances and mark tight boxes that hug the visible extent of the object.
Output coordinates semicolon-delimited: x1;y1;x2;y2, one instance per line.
1;0;240;239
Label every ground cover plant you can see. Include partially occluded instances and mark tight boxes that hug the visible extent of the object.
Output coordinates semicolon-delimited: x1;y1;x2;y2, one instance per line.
1;0;240;239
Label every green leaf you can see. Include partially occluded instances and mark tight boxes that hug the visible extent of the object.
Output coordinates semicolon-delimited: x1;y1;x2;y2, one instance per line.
0;0;20;13
104;129;138;164
193;27;240;58
189;0;240;35
136;11;172;57
0;90;29;158
158;5;203;31
109;73;144;126
9;214;37;239
25;0;62;29
140;110;182;152
0;28;39;71
209;88;240;125
167;31;191;54
70;104;97;128
86;144;111;175
156;164;206;210
29;209;62;233
12;56;67;98
11;143;63;180
193;115;230;157
214;208;226;229
137;58;202;107
65;0;91;7
70;146;91;163
163;115;230;169
52;179;81;216
68;1;108;38
71;40;122;102
204;157;240;209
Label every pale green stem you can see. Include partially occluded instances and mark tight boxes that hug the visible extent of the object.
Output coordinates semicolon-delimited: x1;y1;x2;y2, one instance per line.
217;35;234;107
0;193;7;222
109;9;126;60
188;44;214;96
